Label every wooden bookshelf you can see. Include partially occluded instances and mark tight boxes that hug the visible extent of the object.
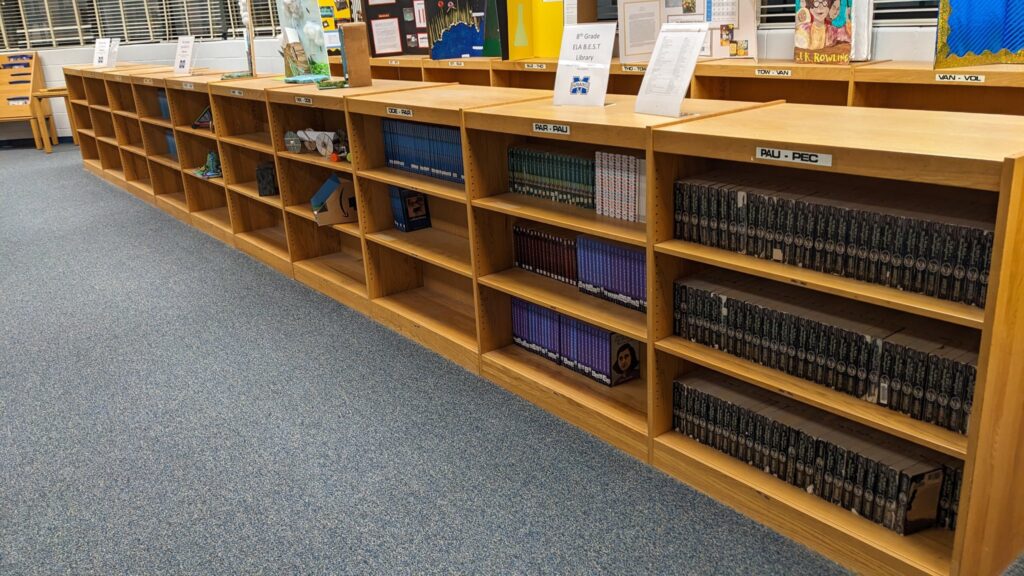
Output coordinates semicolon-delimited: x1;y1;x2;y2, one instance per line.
287;211;370;311
653;430;955;576
209;77;288;154
63;64;1024;576
345;85;551;369
689;59;855;105
464;95;759;459
0;52;53;150
852;61;1024;116
368;56;428;82
648;103;1024;576
420;57;496;86
186;174;233;247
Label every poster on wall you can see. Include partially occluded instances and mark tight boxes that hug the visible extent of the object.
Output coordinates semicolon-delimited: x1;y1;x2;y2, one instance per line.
793;0;851;64
665;0;757;60
936;0;1024;68
276;0;332;77
367;0;431;56
319;0;353;55
426;0;486;59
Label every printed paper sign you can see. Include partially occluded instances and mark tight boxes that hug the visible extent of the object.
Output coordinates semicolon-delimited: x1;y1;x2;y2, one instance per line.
93;38;111;66
108;38;121;66
635;22;707;117
618;0;664;63
553;23;618;107
173;36;196;75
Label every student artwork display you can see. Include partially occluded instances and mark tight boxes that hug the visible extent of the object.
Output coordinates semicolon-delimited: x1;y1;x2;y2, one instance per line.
426;0;487;59
276;0;332;77
936;0;1024;68
367;0;430;56
793;0;852;64
665;0;757;60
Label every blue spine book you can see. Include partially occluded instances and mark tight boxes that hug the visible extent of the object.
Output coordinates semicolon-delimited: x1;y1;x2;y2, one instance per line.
389;186;406;231
383;119;392;168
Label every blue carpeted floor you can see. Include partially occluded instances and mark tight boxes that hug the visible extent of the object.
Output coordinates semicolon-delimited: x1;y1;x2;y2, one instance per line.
0;147;850;574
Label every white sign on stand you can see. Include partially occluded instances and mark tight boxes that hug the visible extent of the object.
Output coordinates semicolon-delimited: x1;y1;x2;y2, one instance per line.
173;36;196;75
108;38;121;66
553;23;618;107
635;23;707;117
93;38;112;66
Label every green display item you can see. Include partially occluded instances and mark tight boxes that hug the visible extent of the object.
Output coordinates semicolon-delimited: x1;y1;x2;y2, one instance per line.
316;79;348;90
220;71;253;80
285;73;330;84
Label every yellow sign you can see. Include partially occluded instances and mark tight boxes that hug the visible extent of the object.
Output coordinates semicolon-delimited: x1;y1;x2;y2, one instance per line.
319;0;352;30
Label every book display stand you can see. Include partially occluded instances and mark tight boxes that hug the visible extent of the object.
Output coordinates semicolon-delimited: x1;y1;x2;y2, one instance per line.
62;63;1024;576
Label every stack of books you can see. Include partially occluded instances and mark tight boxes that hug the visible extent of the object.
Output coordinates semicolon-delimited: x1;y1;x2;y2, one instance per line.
674;369;957;535
673;168;995;307
508;146;646;223
509;144;595;208
383;118;464;183
512;223;578;285
512;223;647;312
512;297;642;387
674;269;979;434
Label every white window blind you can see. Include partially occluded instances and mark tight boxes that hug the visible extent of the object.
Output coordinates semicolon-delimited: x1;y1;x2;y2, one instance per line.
758;0;939;29
0;0;282;50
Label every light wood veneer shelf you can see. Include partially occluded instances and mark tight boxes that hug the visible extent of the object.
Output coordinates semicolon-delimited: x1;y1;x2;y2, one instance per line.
358;167;464;202
366;227;472;278
652;431;954;576
473;193;646;247
482;345;648;459
656;336;968;458
479;268;647;342
63;64;1024;576
655;240;985;329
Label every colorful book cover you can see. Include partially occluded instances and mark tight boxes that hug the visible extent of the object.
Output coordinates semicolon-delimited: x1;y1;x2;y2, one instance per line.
936;0;1024;68
367;0;430;56
426;0;486;58
793;0;852;64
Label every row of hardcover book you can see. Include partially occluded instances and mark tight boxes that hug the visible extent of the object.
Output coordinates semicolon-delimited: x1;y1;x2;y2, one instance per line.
673;168;995;308
512;223;647;312
509;145;646;223
674;268;978;434
383;119;464;184
512;298;643;387
673;369;963;534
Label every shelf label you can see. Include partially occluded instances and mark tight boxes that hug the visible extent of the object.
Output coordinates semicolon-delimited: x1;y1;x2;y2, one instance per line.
756;147;832;167
182;82;195;90
524;63;548;70
533;122;570;135
388;59;400;65
295;96;313;105
387;106;413;117
143;78;154;85
230;89;244;97
755;68;792;77
448;60;466;67
621;64;646;73
935;73;985;83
